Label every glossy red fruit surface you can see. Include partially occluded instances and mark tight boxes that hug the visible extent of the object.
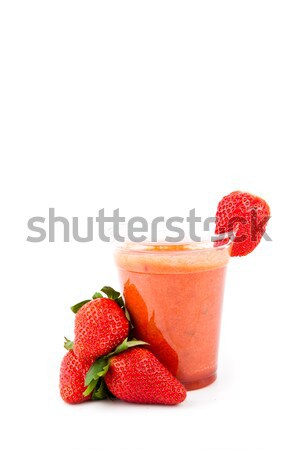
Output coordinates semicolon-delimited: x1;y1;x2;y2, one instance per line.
73;298;129;360
105;348;187;405
215;191;270;256
59;351;93;404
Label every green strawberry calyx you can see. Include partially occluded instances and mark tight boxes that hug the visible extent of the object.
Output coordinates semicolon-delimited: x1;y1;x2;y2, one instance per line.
70;286;131;322
83;338;149;400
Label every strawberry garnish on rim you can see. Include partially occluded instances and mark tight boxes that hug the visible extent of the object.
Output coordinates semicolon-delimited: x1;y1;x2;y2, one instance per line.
215;191;271;257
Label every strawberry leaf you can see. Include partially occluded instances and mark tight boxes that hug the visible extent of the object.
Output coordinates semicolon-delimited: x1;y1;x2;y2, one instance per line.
108;338;149;357
64;337;74;350
114;296;125;308
100;286;120;300
126;339;149;348
83;378;98;397
92;292;103;299
85;357;109;386
92;379;108;400
70;300;91;314
96;363;110;378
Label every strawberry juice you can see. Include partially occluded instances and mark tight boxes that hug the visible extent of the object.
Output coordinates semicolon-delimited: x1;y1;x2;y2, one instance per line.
114;241;231;390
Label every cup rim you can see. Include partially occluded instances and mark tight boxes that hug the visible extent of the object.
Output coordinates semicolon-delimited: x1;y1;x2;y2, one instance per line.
113;231;234;254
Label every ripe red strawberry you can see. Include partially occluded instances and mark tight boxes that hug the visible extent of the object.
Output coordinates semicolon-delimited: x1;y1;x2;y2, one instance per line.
73;298;129;361
59;350;93;404
104;348;187;405
215;191;270;257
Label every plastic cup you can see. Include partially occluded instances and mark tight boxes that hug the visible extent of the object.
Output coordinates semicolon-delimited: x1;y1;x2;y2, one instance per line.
114;238;232;390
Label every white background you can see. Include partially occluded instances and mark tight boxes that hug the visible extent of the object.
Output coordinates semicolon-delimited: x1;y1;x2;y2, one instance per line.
1;1;299;450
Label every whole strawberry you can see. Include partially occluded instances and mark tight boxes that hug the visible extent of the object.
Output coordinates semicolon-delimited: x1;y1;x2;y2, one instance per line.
73;297;129;361
59;350;93;404
104;348;186;405
215;191;270;256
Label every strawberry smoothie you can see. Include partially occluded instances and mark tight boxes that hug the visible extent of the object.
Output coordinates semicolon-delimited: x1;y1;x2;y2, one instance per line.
114;241;231;390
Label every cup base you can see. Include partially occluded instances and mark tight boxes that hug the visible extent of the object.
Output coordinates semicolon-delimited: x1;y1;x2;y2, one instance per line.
182;372;217;391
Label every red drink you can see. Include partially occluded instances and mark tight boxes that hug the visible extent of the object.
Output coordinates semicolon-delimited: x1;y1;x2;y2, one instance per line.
115;242;231;390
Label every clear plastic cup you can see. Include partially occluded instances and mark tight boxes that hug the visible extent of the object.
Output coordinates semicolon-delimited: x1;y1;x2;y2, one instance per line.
114;237;232;390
